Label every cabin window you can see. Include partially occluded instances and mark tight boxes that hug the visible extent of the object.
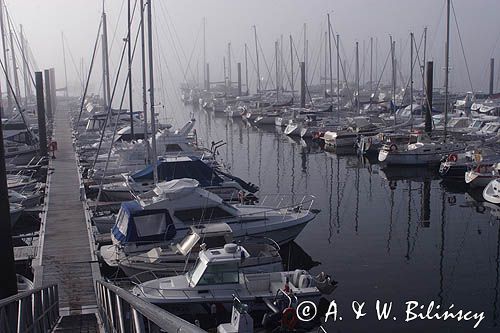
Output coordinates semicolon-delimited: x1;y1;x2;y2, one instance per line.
134;212;170;237
165;144;183;152
174;207;234;223
197;263;239;285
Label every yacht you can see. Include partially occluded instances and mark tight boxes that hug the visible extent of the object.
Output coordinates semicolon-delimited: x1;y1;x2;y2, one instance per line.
118;223;282;281
131;243;330;310
379;133;467;166
465;162;500;189
98;178;317;263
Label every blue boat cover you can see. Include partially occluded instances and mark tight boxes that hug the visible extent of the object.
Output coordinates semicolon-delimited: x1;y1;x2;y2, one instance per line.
112;201;176;244
131;157;223;187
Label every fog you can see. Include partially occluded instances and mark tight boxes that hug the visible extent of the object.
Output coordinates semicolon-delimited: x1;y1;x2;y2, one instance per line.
5;0;500;118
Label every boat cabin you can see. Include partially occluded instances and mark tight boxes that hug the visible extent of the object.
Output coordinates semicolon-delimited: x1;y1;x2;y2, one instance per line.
186;243;248;287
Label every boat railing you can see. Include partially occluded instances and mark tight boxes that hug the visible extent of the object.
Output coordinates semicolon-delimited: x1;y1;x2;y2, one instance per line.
96;280;206;333
0;284;60;332
258;194;315;211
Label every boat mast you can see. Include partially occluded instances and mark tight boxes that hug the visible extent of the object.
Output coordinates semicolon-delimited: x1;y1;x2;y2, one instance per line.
127;0;134;140
336;34;340;120
253;25;260;93
140;0;149;162
275;40;279;103
370;37;373;96
60;31;69;98
227;42;232;90
290;35;294;102
244;43;249;95
410;32;414;126
9;27;21;103
147;0;158;184
0;0;11;112
421;27;427;109
203;17;206;90
102;4;111;109
390;35;396;125
21;25;32;105
355;41;360;113
327;13;333;107
443;0;451;142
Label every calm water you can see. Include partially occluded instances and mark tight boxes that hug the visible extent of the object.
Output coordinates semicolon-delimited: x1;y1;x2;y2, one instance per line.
169;105;499;332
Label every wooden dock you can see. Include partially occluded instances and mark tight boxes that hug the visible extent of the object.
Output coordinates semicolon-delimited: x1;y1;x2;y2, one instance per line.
35;108;98;314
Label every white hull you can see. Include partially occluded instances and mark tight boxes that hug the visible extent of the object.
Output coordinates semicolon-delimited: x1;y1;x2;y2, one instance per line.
483;179;500;204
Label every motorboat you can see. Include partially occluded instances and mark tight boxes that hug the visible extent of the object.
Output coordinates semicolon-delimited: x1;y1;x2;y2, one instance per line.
97;156;258;202
98;178;316;263
465;162;500;189
10;203;24;227
483;178;500;204
119;223;282;281
8;189;43;208
131;243;332;309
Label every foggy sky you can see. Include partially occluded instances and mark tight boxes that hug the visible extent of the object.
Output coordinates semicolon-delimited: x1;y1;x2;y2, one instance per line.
5;0;500;117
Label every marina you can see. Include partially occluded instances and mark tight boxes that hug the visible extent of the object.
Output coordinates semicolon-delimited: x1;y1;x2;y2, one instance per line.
0;1;500;332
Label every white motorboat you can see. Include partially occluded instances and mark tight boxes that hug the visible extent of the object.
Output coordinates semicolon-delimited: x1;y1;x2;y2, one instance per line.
379;133;467;166
131;243;330;309
8;189;43;208
465;162;500;189
99;178;316;264
483;178;500;204
119;223;282;281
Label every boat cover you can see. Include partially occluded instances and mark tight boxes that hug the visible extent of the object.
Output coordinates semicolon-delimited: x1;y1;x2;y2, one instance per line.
131;157;223;187
112;200;176;244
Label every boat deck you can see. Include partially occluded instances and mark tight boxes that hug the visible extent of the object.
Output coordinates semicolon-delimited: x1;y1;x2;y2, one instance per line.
36;108;97;313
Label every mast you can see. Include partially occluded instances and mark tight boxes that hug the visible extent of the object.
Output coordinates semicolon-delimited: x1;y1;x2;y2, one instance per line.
336;34;340;120
127;0;134;139
147;0;158;184
410;32;414;122
275;40;279;103
443;0;450;141
21;25;32;105
227;42;231;89
370;37;373;95
102;6;111;109
324;31;327;96
203;17;206;90
355;41;360;113
422;27;427;108
140;0;149;162
290;35;294;101
327;14;333;107
60;32;69;98
390;36;396;124
0;0;11;112
244;43;249;95
303;23;307;83
253;25;260;92
9;28;21;103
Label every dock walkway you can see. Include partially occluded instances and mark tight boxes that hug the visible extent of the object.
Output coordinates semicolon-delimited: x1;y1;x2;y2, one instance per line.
37;108;97;313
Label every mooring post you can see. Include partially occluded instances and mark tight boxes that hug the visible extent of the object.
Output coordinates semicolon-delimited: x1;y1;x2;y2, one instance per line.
49;68;57;115
44;69;53;121
237;62;242;96
36;72;48;156
424;61;433;134
0;111;18;299
300;61;306;108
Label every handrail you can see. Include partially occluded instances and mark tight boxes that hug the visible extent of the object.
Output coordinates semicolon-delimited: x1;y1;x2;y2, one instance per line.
0;284;59;333
96;280;206;333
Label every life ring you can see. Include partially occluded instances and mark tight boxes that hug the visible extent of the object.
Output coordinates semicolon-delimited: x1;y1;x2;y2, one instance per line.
282;307;298;330
447;154;458;162
389;144;398;152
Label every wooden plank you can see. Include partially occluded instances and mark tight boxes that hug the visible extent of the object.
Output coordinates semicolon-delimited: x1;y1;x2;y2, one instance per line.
14;246;37;261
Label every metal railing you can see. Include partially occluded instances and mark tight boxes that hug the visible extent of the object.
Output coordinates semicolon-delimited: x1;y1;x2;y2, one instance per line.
96;280;206;333
0;284;59;333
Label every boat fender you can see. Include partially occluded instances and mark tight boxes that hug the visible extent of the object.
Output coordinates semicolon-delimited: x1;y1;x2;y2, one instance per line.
389;144;398;152
282;307;298;330
447;154;458;162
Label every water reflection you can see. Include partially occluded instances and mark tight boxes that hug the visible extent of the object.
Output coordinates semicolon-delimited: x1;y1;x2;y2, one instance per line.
172;105;500;331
